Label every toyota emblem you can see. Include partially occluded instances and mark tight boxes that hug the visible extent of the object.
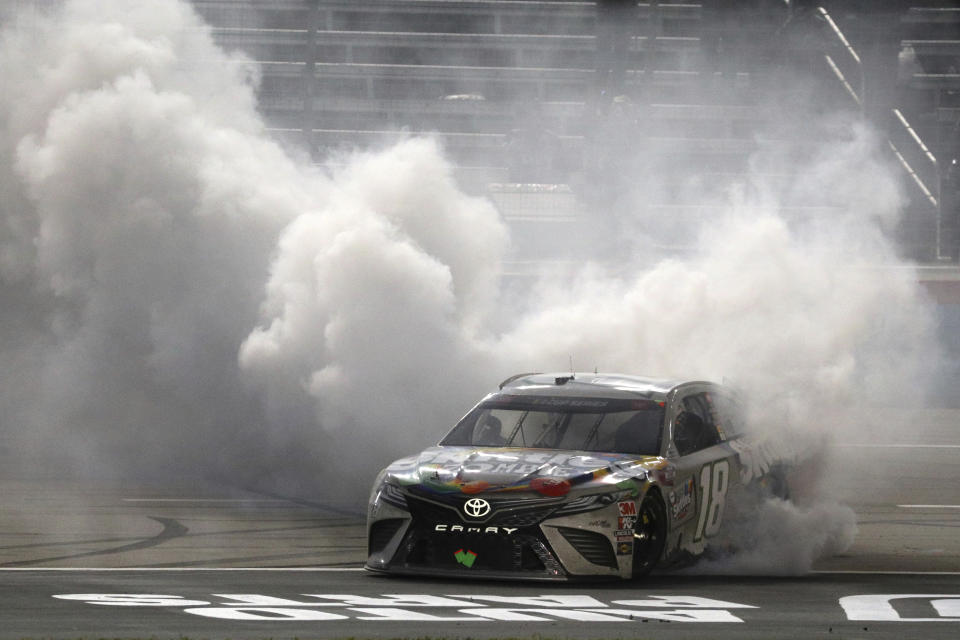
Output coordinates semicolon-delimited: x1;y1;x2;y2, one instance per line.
463;497;491;518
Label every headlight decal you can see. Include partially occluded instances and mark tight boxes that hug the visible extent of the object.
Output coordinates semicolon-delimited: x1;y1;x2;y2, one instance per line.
552;489;631;516
378;481;408;509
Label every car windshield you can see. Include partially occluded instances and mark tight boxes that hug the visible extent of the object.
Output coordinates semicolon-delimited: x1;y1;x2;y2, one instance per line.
440;396;665;455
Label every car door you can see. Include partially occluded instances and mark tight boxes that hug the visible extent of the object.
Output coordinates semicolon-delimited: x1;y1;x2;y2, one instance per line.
667;386;741;549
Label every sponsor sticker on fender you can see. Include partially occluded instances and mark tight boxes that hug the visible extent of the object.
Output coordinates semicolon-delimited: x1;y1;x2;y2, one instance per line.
668;477;695;522
454;549;478;568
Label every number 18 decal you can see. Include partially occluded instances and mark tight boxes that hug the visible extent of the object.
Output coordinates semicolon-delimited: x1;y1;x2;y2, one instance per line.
694;460;729;542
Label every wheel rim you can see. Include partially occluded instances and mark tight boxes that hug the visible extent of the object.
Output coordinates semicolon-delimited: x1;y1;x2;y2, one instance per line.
633;496;665;574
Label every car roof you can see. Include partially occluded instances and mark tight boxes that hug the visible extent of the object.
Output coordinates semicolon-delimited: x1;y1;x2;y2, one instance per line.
495;372;715;403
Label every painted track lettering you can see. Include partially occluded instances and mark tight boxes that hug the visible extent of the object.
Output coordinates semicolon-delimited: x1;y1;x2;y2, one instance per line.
840;594;960;621
53;592;756;623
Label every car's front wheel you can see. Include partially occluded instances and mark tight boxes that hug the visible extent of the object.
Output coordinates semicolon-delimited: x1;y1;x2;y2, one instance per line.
631;491;667;577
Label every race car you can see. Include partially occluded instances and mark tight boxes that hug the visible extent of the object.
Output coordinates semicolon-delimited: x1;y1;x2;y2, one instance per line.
366;372;788;580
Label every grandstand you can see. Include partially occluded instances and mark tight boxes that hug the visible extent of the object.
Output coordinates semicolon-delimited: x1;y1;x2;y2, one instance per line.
6;1;954;262
186;0;958;264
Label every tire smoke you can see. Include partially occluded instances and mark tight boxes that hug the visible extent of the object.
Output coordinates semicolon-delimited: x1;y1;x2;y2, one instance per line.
0;0;941;572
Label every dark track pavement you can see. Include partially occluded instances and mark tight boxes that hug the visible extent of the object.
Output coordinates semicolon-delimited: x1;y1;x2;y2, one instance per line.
2;569;960;639
1;408;958;638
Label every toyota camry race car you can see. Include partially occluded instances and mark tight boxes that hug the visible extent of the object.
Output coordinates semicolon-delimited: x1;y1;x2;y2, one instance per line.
366;373;789;580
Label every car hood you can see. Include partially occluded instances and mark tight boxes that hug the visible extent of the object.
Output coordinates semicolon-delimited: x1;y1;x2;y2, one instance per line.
383;446;666;497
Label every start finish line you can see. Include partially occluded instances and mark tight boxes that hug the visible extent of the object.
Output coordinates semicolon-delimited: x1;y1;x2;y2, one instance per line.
51;593;960;623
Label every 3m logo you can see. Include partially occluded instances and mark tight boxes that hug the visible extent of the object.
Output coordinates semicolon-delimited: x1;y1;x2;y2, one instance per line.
618;501;637;517
840;595;960;621
454;549;478;568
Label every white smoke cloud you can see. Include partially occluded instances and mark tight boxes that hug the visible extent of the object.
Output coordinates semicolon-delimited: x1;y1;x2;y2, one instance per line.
238;137;510;479
690;493;858;576
0;0;318;475
0;0;942;571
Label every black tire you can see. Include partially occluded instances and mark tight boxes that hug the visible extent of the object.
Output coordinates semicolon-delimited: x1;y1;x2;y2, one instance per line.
632;492;667;577
762;466;791;501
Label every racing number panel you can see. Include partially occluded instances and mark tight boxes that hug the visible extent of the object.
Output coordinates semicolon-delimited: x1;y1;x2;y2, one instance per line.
669;386;740;548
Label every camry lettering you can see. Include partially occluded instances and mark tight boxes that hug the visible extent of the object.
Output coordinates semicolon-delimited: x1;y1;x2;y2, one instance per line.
434;524;518;535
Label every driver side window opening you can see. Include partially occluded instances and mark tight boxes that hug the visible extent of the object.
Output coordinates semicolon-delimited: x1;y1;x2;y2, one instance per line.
711;391;746;438
674;392;724;455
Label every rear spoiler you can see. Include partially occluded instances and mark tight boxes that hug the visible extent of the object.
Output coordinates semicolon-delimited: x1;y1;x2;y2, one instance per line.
498;372;542;389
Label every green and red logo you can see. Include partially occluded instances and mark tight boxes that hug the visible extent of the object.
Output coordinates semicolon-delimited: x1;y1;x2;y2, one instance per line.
454;548;478;568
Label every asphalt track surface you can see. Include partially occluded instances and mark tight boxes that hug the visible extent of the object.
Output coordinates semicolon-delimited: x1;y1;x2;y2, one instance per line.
2;408;959;639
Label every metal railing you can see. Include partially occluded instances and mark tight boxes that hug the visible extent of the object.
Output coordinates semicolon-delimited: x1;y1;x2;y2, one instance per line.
817;6;949;261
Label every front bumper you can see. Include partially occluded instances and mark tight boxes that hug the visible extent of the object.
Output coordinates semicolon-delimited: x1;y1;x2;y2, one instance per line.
366;491;634;580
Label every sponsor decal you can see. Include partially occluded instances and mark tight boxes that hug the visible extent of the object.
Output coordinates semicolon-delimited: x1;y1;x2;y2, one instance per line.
434;524;518;535
618;516;636;529
728;437;800;484
454;549;478;568
512;397;612;409
461;481;490;494
668;477;695;521
463;498;492;518
650;463;676;486
617;501;637;517
614;529;632;537
389;449;656;474
616;541;633;555
530;476;571;497
588;520;611;528
53;593;758;623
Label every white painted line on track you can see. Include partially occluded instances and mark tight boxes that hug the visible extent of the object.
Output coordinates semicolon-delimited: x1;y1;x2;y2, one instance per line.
814;570;960;575
122;498;289;502
836;444;960;448
0;567;367;571
898;504;960;509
